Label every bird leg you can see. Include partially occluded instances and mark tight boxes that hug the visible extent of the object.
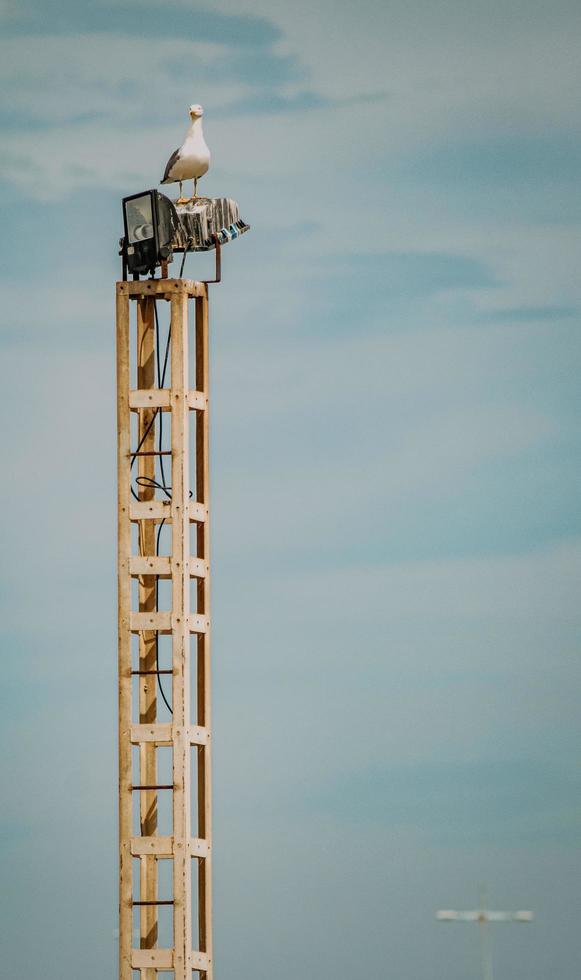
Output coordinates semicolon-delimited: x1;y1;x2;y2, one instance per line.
192;177;199;200
176;180;189;205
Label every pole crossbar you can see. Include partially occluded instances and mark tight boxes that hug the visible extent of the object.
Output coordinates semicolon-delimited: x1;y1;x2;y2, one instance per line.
436;890;533;980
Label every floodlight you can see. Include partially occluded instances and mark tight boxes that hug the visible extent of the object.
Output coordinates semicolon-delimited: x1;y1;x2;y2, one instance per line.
121;189;179;277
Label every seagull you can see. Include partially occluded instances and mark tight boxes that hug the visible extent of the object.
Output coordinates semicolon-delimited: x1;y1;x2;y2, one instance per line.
161;103;211;204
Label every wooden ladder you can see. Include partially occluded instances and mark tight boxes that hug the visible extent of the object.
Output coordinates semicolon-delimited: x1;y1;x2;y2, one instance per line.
116;279;212;980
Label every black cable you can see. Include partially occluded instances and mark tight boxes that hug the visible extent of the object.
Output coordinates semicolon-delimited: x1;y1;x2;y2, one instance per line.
135;475;172;499
130;407;159;501
155;303;171;500
179;237;194;279
131;301;194;716
154;517;173;716
129;299;172;495
153;303;173;714
130;302;173;714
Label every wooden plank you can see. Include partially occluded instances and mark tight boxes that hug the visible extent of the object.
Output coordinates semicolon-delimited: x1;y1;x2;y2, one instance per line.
130;611;172;634
189;557;208;579
131;724;172;745
129;500;207;523
196;288;213;978
130;555;206;579
129;388;171;410
189;725;210;746
130;388;205;411
130;500;171;522
118;279;204;298
192;950;211;972
136;296;158;973
188;390;207;411
190;614;209;634
130;555;172;578
190;501;208;523
191;837;210;859
170;289;193;980
131;949;174;969
131;836;174;857
116;284;133;980
130;723;209;746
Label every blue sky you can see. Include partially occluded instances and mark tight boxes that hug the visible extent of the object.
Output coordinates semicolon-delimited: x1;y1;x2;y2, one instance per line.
1;1;581;978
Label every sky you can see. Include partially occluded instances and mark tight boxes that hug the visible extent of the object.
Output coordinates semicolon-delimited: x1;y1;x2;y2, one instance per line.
1;0;581;977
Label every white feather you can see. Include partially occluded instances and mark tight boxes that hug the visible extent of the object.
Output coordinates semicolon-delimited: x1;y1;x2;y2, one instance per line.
162;115;210;184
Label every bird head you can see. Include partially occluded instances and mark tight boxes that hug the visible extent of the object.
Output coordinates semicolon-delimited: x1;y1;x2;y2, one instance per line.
189;104;204;119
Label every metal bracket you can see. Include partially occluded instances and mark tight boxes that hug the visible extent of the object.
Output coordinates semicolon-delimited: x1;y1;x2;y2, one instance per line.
202;234;222;284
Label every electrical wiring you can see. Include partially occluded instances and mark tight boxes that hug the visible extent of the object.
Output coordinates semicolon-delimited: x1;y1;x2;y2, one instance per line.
130;289;196;716
130;301;173;715
152;301;173;714
179;237;194;279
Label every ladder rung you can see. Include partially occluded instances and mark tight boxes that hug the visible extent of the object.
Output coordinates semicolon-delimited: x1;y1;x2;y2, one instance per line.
130;724;210;746
133;899;174;906
130;389;171;410
131;669;172;675
129;612;208;634
131;836;173;856
130;723;172;745
131;784;174;791
129;556;207;579
128;389;206;411
130;949;210;971
129;555;171;578
129;501;208;523
130;450;171;457
131;949;173;970
130;501;171;522
130;836;210;858
130;611;172;634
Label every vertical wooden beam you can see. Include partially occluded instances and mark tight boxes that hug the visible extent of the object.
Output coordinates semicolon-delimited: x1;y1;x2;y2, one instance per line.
196;288;213;978
137;297;158;977
170;286;193;980
116;284;133;980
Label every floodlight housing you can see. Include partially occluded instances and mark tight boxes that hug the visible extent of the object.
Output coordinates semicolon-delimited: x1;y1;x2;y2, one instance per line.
122;190;179;276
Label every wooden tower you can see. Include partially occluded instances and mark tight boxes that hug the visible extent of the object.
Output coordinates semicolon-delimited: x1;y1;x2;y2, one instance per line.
116;278;212;979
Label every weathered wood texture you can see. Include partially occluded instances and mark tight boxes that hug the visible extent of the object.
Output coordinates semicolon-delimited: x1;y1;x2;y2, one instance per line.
117;285;133;980
117;280;213;979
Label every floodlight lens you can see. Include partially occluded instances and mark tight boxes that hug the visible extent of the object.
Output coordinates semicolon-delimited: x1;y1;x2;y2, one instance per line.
133;223;154;241
126;195;155;244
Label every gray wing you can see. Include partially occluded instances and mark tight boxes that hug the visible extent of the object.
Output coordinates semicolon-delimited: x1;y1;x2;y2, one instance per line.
161;147;181;183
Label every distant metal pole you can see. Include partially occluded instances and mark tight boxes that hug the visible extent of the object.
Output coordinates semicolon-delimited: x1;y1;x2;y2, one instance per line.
479;916;494;980
478;888;494;980
436;888;533;980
